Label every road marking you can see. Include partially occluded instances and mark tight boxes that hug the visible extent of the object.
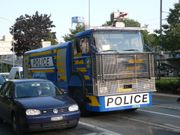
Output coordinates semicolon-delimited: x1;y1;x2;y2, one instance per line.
122;116;180;132
85;132;117;135
79;121;121;135
139;109;180;119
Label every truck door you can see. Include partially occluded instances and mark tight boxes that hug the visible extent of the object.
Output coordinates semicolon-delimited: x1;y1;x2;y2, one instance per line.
73;36;93;94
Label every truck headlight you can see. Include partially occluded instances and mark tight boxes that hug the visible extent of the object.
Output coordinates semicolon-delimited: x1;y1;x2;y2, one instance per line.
26;109;41;116
68;104;79;112
99;86;108;94
143;83;151;89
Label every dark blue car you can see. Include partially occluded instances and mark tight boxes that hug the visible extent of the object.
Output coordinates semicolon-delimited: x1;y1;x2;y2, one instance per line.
0;79;80;135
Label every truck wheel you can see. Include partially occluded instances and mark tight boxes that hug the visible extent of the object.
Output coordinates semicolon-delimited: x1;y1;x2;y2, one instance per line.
69;87;91;117
69;73;91;116
126;108;138;112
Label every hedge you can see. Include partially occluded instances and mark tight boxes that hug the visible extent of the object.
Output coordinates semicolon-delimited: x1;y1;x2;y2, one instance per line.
156;77;180;94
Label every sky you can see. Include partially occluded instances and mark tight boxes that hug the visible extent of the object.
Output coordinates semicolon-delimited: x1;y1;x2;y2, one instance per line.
0;0;179;41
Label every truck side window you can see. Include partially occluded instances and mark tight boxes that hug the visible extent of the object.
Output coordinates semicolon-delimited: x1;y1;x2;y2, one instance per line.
74;39;81;55
79;38;89;54
73;41;78;55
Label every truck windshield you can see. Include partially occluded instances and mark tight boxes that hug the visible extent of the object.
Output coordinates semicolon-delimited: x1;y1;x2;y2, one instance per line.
93;30;144;53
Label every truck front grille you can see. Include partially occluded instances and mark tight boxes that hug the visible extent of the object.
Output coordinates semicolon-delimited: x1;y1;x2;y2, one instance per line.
92;53;155;96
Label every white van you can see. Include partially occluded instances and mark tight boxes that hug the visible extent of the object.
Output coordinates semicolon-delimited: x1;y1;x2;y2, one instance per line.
9;67;23;79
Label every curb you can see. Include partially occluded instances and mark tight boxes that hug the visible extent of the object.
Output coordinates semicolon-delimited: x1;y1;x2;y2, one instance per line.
153;92;180;98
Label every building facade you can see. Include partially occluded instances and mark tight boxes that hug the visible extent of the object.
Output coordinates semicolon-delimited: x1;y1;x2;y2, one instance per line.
0;35;14;72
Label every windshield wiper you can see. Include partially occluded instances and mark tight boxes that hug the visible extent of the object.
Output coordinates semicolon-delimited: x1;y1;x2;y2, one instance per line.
123;49;139;51
18;96;38;98
101;50;118;52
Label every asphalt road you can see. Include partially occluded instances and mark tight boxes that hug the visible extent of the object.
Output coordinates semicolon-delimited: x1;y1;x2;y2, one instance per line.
0;93;180;135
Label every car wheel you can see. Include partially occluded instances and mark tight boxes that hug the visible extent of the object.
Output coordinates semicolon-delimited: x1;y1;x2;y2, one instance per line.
12;114;24;135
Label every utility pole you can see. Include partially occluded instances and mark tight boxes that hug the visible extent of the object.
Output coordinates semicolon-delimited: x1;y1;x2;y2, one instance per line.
160;0;162;48
157;0;163;80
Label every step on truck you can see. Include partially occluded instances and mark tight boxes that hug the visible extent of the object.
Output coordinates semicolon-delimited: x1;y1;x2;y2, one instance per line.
23;26;156;113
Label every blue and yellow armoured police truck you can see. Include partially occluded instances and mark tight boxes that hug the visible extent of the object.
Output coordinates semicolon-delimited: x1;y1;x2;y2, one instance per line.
24;26;156;114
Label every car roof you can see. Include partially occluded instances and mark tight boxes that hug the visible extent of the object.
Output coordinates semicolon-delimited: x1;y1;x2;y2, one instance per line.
9;79;51;84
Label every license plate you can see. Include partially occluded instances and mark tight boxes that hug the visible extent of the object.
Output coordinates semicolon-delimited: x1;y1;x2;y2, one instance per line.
51;116;63;121
105;93;150;108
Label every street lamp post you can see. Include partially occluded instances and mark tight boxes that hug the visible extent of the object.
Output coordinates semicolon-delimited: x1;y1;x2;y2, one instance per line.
88;0;91;28
0;17;15;67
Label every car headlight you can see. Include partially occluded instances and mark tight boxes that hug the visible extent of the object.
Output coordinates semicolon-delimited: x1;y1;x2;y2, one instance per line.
26;109;41;116
68;104;79;112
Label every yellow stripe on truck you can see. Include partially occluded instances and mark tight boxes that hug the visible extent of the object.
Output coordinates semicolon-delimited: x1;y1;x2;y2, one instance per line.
76;68;87;73
56;62;63;66
128;59;144;64
31;69;54;73
30;51;52;57
84;75;90;80
87;96;100;106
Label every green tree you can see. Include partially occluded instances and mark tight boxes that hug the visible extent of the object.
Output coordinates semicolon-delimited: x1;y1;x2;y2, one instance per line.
63;24;85;42
10;11;57;56
160;3;180;52
141;30;159;48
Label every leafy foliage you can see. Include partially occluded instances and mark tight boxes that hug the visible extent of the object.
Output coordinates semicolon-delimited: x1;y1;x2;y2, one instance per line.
160;3;180;52
10;11;57;56
141;30;159;48
63;24;85;42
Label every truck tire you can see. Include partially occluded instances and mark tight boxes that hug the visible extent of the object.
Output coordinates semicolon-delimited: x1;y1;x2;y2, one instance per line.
69;86;91;116
69;73;91;116
125;108;138;112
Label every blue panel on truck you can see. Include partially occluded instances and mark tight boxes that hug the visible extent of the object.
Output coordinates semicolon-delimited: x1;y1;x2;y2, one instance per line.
24;42;73;93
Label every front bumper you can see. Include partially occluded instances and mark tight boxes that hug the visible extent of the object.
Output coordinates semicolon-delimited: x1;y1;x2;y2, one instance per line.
86;92;153;112
24;111;80;131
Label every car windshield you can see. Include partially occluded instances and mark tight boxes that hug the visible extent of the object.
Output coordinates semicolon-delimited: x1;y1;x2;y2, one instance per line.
93;30;144;53
15;81;63;98
0;73;9;81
